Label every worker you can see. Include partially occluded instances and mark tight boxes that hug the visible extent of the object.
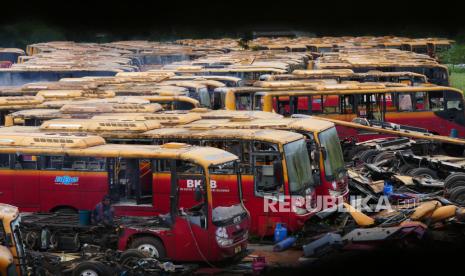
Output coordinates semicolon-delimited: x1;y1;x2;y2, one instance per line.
92;195;114;225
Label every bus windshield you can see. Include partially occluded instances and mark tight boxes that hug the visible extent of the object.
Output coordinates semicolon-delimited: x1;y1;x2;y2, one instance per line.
283;139;314;195
318;127;345;180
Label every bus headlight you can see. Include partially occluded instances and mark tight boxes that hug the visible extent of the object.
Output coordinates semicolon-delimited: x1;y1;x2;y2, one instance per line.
215;227;233;247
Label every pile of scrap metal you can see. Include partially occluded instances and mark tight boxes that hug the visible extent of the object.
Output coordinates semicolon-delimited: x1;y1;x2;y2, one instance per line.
302;200;465;258
347;147;465;205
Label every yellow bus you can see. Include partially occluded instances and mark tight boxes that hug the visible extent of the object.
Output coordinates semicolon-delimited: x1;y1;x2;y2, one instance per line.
222;83;465;139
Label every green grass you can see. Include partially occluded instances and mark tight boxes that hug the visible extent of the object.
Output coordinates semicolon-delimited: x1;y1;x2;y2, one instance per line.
450;71;465;91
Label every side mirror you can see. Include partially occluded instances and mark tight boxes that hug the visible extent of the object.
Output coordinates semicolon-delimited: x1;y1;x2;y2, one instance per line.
194;186;203;202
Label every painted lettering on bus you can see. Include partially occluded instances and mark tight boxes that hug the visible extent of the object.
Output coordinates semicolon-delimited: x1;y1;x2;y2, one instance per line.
55;176;79;186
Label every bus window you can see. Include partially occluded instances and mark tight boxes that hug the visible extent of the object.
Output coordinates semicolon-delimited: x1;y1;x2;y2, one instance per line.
253;94;264;111
174;101;195;110
0;154;10;169
295;96;312;114
236;93;252;110
138;159;152;204
445;91;463;111
42;156;64;170
212;91;225;110
57;156;106;171
415;92;429;111
274;96;290;115
311;96;323;114
323;95;340;114
252;142;283;195
398;93;413;111
13;154;38;170
340;95;354;114
429;91;444;111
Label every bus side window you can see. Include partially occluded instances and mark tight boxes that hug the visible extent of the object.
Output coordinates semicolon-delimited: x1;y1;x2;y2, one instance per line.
253;94;264;111
323;95;340;114
42;156;64;170
312;96;324;114
415;92;429;111
236;93;252;111
385;93;396;111
398;93;413;111
296;96;312;115
341;95;354;114
225;140;252;174
429;91;444;111
0;154;10;169
174;101;195;110
13;154;38;170
252;142;283;195
445;91;463;111
61;156;105;171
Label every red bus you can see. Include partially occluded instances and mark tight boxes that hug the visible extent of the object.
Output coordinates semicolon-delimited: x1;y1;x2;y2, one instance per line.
0;132;249;261
223;83;465;140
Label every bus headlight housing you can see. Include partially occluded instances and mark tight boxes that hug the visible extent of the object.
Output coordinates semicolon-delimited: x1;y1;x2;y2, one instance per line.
215;227;233;247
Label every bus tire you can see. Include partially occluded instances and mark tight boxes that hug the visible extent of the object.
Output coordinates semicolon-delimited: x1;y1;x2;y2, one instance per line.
119;249;146;268
408;168;438;179
130;236;166;259
53;207;77;214
444;173;465;191
448;186;465;205
72;261;112;276
398;164;415;174
359;149;379;164
372;151;395;164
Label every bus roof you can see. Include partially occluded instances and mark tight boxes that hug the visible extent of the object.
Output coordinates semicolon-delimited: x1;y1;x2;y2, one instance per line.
0;132;237;166
0;96;44;109
40;119;161;133
181;116;335;133
143;127;303;144
92;113;203;126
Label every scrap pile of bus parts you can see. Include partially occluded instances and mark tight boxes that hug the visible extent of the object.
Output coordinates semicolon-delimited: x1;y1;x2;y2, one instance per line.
20;212;121;252
26;244;192;276
301;199;465;258
343;129;465;205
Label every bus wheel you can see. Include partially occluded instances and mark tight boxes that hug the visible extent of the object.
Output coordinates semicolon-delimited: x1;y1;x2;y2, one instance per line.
448;186;465;205
444;172;465;191
408;168;438;179
358;149;379;164
398;164;415;174
72;261;112;276
130;237;166;259
54;207;77;214
372;151;395;164
119;249;146;268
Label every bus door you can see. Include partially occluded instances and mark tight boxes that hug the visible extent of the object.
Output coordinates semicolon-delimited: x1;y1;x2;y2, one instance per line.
169;159;211;261
110;158;154;214
11;154;40;210
250;141;287;236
